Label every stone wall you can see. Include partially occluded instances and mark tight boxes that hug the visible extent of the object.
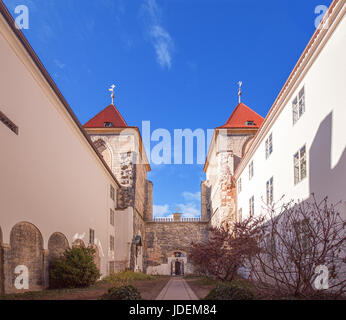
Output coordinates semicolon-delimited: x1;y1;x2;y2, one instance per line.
0;222;101;295
144;180;153;221
89;133;153;273
204;131;257;228
144;222;209;275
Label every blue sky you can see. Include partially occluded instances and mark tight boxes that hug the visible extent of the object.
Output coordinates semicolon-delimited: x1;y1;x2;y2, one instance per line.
4;0;332;218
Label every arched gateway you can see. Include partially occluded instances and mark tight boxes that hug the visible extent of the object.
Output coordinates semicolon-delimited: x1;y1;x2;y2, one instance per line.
171;252;185;276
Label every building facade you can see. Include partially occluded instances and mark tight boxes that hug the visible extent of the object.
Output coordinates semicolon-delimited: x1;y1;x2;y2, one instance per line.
0;0;345;296
204;1;346;228
0;4;124;294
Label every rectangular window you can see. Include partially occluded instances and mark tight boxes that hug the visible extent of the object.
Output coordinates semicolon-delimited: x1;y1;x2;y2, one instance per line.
293;86;305;124
298;87;305;119
89;229;95;245
294;218;311;253
110;185;115;201
110;235;115;251
0;110;18;135
294;145;307;185
249;161;254;180
265;234;276;255
266;177;274;205
110;209;115;226
237;178;242;193
265;133;273;159
292;97;298;125
249;196;255;217
109;261;115;275
238;208;242;223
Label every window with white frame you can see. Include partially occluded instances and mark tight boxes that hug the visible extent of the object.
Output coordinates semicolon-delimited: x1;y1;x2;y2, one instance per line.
237;178;242;193
294;145;307;185
265;133;273;159
238;208;243;223
249;161;254;180
265;233;276;255
110;235;115;251
110;185;115;201
110;209;115;226
266;177;274;205
293;87;305;125
109;261;115;275
249;196;255;217
294;218;311;253
89;229;95;245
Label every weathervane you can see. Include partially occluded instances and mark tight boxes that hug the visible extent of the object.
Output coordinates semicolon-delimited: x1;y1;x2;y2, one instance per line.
109;84;116;105
238;81;243;104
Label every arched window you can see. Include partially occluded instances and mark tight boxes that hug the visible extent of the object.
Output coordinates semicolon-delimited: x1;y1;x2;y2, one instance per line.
174;252;184;258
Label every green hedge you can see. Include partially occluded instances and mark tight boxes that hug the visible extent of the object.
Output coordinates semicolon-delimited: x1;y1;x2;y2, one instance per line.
205;282;255;300
100;285;142;300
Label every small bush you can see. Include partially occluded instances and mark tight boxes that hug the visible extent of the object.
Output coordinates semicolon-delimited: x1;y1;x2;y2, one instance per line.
205;282;255;300
49;247;100;289
100;285;142;300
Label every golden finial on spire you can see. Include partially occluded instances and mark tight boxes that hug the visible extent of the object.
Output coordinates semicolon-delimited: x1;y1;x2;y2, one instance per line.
238;81;243;104
109;84;116;105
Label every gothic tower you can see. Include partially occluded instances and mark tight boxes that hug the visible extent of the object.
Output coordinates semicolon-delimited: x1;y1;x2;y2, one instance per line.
202;102;264;227
84;103;153;272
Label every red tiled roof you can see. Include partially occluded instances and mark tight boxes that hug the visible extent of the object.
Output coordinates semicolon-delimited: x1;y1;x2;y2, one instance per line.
84;104;127;128
218;103;264;129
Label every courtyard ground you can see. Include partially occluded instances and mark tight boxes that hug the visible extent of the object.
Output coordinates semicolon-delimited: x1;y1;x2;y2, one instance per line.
156;277;198;300
0;276;171;300
184;276;219;300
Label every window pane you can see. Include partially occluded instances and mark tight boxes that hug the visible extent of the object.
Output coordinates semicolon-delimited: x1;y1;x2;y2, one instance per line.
299;88;305;117
294;153;300;184
293;98;298;124
300;147;307;180
270;178;273;204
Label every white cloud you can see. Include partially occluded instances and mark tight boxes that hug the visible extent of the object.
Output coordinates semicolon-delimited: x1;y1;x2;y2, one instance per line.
182;191;201;201
177;202;200;219
142;0;174;69
53;59;66;69
153;204;170;217
150;25;173;69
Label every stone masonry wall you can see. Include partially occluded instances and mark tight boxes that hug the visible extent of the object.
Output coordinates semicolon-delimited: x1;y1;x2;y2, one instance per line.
205;132;256;228
144;222;209;274
89;133;153;273
144;181;153;221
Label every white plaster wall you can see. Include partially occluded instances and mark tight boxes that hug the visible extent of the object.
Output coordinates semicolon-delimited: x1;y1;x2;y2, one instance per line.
237;13;346;220
114;207;133;270
0;15;121;277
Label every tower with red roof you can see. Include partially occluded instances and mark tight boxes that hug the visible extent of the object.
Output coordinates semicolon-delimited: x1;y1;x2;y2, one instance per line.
84;101;152;273
202;101;264;227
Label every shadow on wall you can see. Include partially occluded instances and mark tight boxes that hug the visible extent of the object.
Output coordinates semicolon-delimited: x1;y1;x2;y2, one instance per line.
309;112;346;214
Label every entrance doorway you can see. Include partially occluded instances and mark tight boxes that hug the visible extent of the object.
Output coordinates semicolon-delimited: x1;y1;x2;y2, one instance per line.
171;252;185;276
175;261;181;276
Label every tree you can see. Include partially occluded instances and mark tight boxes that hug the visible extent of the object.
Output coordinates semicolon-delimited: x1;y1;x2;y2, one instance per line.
248;196;346;299
189;216;264;281
49;247;101;289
